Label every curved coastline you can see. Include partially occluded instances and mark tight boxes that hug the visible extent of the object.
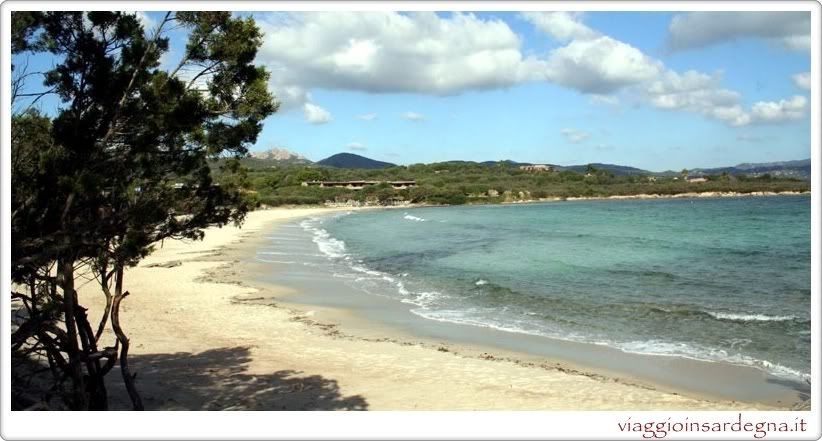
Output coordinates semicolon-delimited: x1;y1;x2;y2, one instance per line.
319;190;810;210
80;205;808;410
508;190;810;204
250;205;810;408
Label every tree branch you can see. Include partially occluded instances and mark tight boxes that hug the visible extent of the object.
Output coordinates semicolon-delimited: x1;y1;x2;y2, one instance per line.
98;11;172;149
112;267;143;410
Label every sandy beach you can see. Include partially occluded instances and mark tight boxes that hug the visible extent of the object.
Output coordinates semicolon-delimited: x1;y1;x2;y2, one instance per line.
77;206;788;411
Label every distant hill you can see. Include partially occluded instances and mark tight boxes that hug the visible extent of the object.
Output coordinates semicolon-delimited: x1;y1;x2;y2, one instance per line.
691;159;810;179
440;160;674;176
317;153;396;169
479;160;531;167
430;160;528;167
230;149;809;179
478;159;810;179
558;163;653;176
249;148;312;165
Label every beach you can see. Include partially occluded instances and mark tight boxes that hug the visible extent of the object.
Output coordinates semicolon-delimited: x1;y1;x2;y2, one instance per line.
78;206;796;411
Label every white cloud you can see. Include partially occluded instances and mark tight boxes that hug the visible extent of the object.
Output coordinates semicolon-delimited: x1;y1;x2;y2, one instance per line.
357;113;378;121
255;11;807;129
519;12;598;41
257;11;536;102
710;106;751;127
647;70;738;108
402;111;425;122
561;128;590;144
522;11;808;123
257;11;664;108
780;34;811;51
521;13;660;94
792;72;810;90
666;12;810;52
646;70;751;126
646;70;807;126
544;36;662;94
271;84;310;111
346;142;367;151
750;96;807;123
303;103;332;124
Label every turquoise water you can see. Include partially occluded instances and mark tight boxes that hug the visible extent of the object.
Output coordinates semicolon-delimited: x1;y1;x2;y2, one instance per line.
299;196;811;381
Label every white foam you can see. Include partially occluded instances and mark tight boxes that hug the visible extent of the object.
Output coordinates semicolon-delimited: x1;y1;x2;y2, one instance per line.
616;339;810;382
315;233;347;258
707;311;797;322
725;338;752;350
257;251;323;257
412;308;555;340
300;219;348;259
400;291;444;308
415;291;441;306
413;304;811;384
403;213;427;222
475;279;489;286
350;264;383;277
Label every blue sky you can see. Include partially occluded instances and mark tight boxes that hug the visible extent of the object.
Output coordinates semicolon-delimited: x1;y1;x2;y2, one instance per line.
13;11;812;172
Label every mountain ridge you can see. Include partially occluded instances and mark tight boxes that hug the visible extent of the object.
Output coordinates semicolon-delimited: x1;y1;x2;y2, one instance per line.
691;159;810;179
244;149;810;178
250;147;311;164
316;152;396;169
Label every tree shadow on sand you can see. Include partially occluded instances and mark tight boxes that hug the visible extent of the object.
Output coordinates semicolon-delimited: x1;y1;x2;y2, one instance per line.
108;346;368;411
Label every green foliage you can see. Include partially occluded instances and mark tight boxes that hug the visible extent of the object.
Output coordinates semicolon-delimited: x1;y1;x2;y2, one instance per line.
222;161;809;208
294;167;330;182
10;11;276;410
11;12;44;53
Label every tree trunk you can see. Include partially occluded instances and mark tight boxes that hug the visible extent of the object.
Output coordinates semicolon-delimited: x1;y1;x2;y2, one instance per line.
74;305;107;410
58;258;87;410
112;266;143;410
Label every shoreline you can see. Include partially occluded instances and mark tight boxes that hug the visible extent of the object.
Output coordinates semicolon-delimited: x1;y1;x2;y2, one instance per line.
536;190;809;203
80;205;804;410
243;208;809;408
285;189;810;211
500;190;809;205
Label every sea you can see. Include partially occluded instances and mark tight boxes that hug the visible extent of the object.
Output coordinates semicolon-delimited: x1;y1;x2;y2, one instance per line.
259;196;811;384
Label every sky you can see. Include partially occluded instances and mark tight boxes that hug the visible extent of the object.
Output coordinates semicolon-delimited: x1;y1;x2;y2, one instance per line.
14;10;813;172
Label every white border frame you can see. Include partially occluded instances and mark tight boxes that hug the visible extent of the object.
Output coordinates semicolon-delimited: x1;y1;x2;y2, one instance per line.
1;1;819;439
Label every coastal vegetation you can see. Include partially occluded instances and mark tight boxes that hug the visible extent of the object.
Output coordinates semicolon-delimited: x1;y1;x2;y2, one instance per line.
10;11;276;410
214;161;810;207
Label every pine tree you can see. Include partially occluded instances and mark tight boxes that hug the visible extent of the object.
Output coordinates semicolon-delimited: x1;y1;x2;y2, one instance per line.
11;11;277;410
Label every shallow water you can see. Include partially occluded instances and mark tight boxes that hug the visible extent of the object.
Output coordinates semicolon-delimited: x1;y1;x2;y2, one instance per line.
290;196;810;383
